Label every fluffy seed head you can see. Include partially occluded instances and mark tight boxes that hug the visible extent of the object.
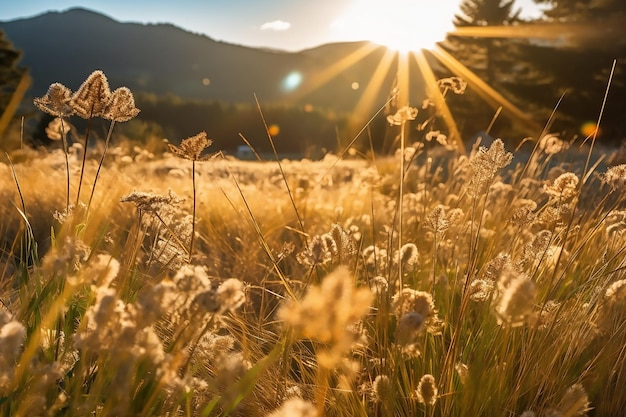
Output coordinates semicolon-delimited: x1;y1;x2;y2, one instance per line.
70;70;112;118
168;131;215;161
416;374;438;405
34;83;74;117
103;87;140;122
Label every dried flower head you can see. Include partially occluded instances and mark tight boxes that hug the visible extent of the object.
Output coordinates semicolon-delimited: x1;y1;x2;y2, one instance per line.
425;130;448;146
395;243;419;271
539;134;568;155
416;374;438;405
70;70;112;119
387;106;418;125
266;397;318;417
297;234;334;267
278;267;372;363
120;190;183;214
371;375;392;403
467;139;513;198
556;384;590;417
103;87;140;122
217;278;246;312
601;164;626;192
34;82;74;117
495;266;536;327
544;172;579;201
168;131;215;161
392;288;435;319
45;117;71;141
395;311;425;347
438;76;467;94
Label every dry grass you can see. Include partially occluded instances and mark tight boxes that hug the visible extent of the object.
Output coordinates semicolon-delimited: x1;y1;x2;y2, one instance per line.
0;73;625;417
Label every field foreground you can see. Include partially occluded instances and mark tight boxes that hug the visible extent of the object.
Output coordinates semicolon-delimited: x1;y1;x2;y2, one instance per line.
0;138;625;416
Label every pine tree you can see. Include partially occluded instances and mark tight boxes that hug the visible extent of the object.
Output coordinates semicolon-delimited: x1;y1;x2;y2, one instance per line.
449;0;521;84
0;28;30;141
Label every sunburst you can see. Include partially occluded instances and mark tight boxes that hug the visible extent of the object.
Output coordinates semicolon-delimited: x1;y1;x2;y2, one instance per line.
283;5;608;153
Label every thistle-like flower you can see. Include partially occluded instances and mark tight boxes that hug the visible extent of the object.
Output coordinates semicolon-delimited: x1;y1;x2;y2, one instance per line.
70;70;112;119
601;164;626;192
387;106;418;126
33;82;74;117
415;374;438;405
168;131;216;161
544;172;579;201
467;139;513;198
103;87;140;122
437;76;467;94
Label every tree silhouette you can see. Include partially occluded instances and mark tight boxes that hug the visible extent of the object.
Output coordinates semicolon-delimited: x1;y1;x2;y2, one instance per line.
450;0;521;84
0;28;29;142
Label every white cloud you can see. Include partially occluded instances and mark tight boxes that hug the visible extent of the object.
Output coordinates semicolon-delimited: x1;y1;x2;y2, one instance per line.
260;20;291;31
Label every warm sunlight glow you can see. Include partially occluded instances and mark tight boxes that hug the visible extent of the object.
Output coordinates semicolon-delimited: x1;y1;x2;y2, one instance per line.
332;0;456;51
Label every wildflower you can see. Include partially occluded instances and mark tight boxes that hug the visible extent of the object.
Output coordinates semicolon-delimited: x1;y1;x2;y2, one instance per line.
70;70;112;118
33;82;74;117
168;131;216;161
539;134;568;155
468;278;495;302
425;130;448;146
387;106;418;126
217;278;246;312
601;164;626;192
0;319;26;363
556;384;590;417
392;288;435;319
296;234;334;267
329;224;357;265
467;139;513;198
395;243;419;271
120;189;183;215
544;172;579;201
266;397;317;417
369;276;389;295
395;311;425;346
45;117;71;141
103;86;140;122
438;76;467;94
416;374;438;405
278;267;372;365
371;374;392;403
495;266;536;327
426;205;450;234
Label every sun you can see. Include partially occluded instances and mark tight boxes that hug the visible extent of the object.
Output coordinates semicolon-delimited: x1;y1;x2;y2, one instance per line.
331;0;456;52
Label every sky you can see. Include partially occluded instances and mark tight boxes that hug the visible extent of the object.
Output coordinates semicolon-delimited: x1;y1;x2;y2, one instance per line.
1;0;545;52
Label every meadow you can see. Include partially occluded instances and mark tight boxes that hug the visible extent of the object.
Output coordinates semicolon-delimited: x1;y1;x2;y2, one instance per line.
0;70;625;416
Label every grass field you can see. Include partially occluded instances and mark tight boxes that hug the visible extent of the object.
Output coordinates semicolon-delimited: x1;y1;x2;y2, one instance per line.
0;71;625;416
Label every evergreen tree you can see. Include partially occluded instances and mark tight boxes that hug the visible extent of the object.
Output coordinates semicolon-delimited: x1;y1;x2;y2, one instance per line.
514;0;626;141
449;0;521;84
0;28;29;141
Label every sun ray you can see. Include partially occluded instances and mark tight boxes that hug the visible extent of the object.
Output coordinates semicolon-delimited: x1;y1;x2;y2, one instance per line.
430;45;543;135
350;48;397;127
413;49;463;152
286;42;381;103
448;18;626;47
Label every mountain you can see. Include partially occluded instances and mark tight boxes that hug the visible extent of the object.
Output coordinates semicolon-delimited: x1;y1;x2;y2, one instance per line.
0;8;407;112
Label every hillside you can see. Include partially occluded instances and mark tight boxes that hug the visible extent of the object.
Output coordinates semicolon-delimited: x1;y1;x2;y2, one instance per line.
0;8;401;112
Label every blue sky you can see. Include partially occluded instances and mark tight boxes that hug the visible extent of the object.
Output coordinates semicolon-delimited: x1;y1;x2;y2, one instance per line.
1;0;545;51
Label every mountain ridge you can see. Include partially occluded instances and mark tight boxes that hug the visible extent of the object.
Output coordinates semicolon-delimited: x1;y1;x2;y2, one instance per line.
1;7;402;113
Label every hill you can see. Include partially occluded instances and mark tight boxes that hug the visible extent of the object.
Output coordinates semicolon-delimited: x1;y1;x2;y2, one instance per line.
0;8;404;112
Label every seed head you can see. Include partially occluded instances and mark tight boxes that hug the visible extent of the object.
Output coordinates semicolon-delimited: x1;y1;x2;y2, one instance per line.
416;374;438;405
103;87;140;122
387;106;418;125
601;164;626;192
34;82;74;117
168;131;215;161
70;70;112;119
